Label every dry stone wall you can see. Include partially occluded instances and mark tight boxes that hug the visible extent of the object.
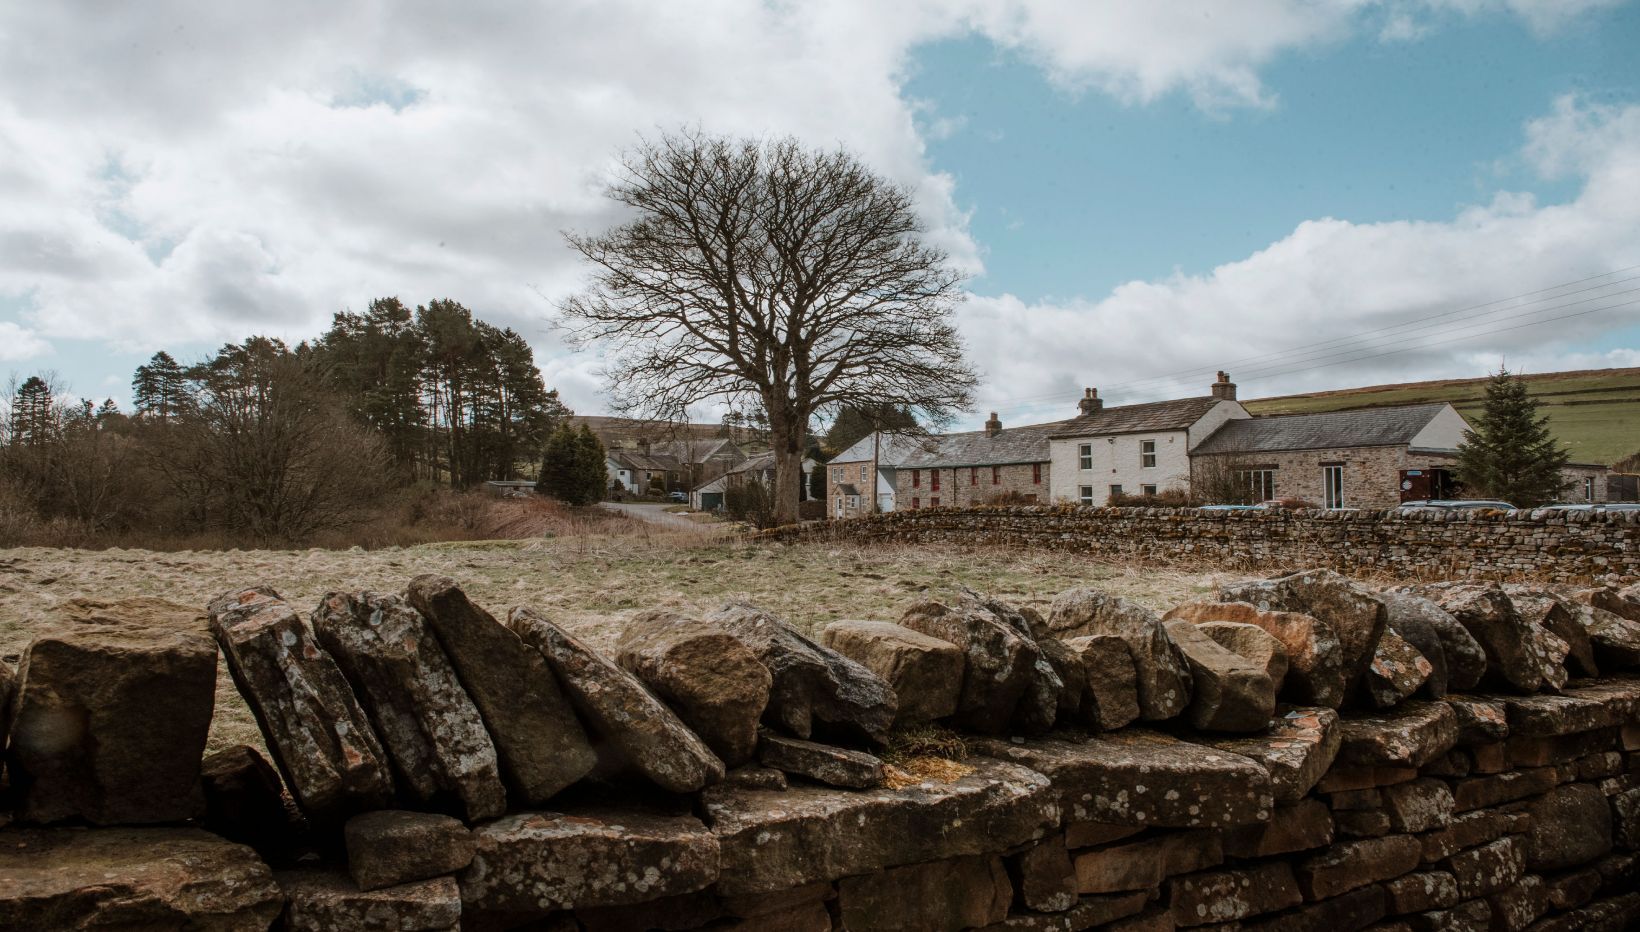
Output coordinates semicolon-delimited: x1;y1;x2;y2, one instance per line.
762;505;1640;584
2;573;1640;930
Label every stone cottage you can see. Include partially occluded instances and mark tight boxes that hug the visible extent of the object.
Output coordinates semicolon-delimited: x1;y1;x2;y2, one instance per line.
1046;374;1250;506
824;432;934;519
893;414;1067;510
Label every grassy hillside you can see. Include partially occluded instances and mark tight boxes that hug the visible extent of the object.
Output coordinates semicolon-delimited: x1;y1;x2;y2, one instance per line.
1244;368;1640;467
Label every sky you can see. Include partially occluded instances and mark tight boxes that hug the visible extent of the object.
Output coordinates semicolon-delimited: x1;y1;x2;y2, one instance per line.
3;0;1639;429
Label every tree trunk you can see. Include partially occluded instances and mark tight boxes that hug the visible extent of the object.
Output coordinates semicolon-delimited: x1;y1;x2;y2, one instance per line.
768;406;804;526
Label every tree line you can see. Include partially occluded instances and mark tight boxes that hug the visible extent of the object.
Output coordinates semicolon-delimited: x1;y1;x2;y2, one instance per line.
0;299;581;545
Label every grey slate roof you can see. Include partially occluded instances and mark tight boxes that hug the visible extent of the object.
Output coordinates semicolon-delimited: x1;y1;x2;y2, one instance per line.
901;420;1070;468
1048;397;1223;440
831;431;941;466
1192;403;1451;456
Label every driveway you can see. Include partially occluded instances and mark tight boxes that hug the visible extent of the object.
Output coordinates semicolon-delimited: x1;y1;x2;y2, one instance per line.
598;501;707;530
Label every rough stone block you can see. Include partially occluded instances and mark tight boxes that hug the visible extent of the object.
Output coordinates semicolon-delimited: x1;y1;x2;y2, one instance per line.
1220;569;1386;698
714;601;896;743
200;744;303;859
510;607;724;793
0;827;282;930
1542;865;1601;910
1064;821;1143;849
1451;767;1560;812
407;575;596;806
757;732;885;788
973;730;1273;828
1050;589;1191;721
1485;874;1548;932
1163;619;1277;732
1526;783;1612;870
1423;585;1546;692
1295;834;1421;900
1061;633;1143;731
1419;808;1526;864
617;610;773;764
9;624;217;825
1382;870;1459;913
837;855;1012;931
1073;830;1222;893
1336;701;1458;770
1447;835;1525;899
703;757;1057;896
279;870;461;932
210;586;394;825
1169;862;1301;927
1408;897;1489;932
312;590;505;820
1335;809;1391;837
1315;765;1416;793
344;810;475;892
1363;628;1433;708
818;619;962;727
1207;708;1339;804
1241;884;1386;932
1381;778;1454;833
1444;695;1508;744
1008;834;1077;913
460;807;718;914
1224;799;1334;858
1166;600;1347;709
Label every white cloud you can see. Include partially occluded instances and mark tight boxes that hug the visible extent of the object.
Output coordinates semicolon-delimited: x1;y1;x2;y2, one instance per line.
0;1;1631;415
0;322;51;362
962;96;1640;425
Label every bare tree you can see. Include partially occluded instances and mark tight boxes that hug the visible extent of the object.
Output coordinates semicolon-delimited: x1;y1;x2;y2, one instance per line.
560;131;979;524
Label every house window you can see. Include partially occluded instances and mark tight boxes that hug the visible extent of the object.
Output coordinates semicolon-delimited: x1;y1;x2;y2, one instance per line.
970;467;978;486
1079;485;1095;505
911;497;920;510
912;469;921;488
1141;484;1157;496
847;495;859;510
1141;440;1157;468
1584;477;1595;502
859;464;868;483
1110;484;1123;498
930;496;940;507
832;467;842;484
1032;463;1042;484
1236;469;1276;502
1079;443;1093;470
1322;465;1345;509
931;470;941;492
992;466;1001;485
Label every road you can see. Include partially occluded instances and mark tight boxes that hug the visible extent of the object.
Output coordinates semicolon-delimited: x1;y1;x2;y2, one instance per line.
597;501;707;530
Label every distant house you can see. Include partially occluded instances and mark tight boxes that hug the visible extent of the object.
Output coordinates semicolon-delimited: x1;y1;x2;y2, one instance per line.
692;452;817;511
825;432;935;519
894;414;1065;510
606;450;684;495
1047;373;1250;506
1190;401;1612;507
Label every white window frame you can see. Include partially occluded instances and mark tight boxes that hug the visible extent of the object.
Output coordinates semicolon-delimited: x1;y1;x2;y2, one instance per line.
1140;439;1157;468
1238;469;1276;502
1079;485;1094;504
1322;465;1345;509
1078;443;1093;470
1584;477;1595;502
1141;484;1157;496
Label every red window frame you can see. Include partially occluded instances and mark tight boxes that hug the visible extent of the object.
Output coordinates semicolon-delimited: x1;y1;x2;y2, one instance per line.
930;496;940;507
911;497;920;510
931;470;941;491
992;466;1001;485
1032;463;1042;484
970;467;978;485
911;469;920;488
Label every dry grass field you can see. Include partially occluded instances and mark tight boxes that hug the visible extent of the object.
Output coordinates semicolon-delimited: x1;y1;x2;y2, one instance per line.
0;505;1245;757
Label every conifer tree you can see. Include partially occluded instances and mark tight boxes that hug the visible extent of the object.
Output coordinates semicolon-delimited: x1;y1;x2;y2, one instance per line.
535;423;580;503
131;351;190;421
1454;368;1570;507
572;424;608;506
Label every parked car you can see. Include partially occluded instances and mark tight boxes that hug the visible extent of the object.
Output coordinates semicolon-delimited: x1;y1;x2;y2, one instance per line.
1398;499;1516;510
668;491;689;503
1256;498;1316;510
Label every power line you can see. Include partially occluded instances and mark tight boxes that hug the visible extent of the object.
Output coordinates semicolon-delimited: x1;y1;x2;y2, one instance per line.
980;264;1640;413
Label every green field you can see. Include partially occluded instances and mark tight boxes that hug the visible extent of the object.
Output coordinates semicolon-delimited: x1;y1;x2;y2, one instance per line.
1244;368;1640;468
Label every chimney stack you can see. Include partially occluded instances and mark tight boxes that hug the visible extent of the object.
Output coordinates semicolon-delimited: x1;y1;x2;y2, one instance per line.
985;412;1002;436
1078;387;1103;415
1211;371;1237;402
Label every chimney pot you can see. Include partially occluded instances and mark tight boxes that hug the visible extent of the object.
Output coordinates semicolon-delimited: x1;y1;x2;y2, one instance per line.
985;412;1002;436
1078;387;1104;415
1211;371;1237;402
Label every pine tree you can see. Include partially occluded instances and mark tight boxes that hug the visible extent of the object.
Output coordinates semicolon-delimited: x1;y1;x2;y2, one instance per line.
10;376;55;446
1454;368;1571;507
572;424;609;506
131;351;190;421
535;423;580;503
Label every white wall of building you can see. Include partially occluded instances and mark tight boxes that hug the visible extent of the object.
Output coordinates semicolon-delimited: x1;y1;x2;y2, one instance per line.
1409;404;1471;451
1048;400;1248;505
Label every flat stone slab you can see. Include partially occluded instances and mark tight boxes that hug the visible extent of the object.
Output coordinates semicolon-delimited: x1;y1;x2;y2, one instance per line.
1503;677;1640;737
279;869;460;932
1336;701;1458;769
344;810;475;892
1206;707;1340;804
460;807;718;914
972;729;1273;829
0;826;282;930
702;757;1058;896
757;732;885;789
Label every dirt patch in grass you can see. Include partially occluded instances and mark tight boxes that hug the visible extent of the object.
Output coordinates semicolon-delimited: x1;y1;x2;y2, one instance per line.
0;535;1245;758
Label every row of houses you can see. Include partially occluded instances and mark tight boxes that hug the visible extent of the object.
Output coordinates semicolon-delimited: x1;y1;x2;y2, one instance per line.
826;372;1612;518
